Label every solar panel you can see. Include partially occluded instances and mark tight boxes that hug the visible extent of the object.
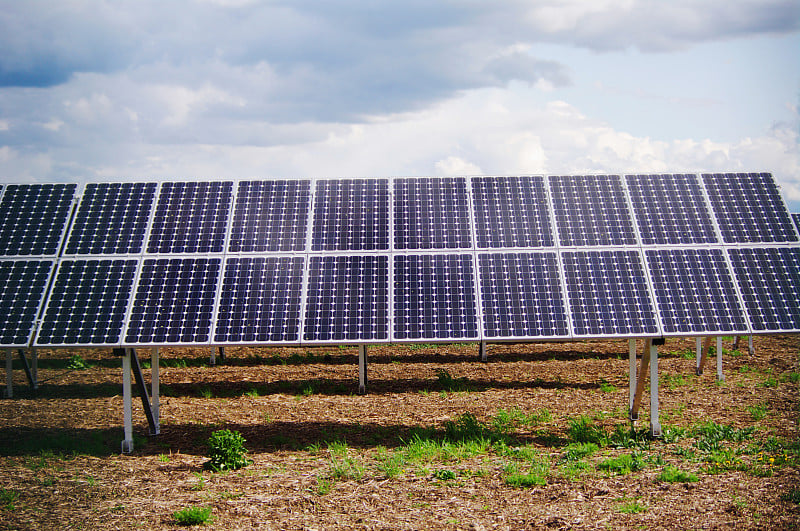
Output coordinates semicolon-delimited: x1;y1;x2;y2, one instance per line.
561;250;659;337
147;181;233;254
394;253;478;340
214;256;305;343
36;259;139;346
311;179;389;251
124;257;221;344
793;213;800;233
726;247;800;332
303;255;389;342
644;248;748;335
0;184;76;256
394;177;472;250
702;173;798;244
478;252;569;338
471;176;554;248
549;175;637;246
65;183;157;255
228;180;310;253
0;259;53;346
625;174;717;245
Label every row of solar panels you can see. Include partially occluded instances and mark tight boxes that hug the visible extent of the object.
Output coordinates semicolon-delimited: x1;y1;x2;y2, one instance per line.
0;174;797;260
0;173;797;348
2;245;798;348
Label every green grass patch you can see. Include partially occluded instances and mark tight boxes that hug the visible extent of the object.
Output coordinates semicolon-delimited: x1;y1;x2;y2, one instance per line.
173;506;213;526
561;442;599;462
567;415;609;446
616;498;648;514
436;368;470;392
598;380;617;393
66;354;92;370
746;403;768;421
781;489;800;504
503;460;549;488
597;452;645;475
657;466;698;483
0;488;19;511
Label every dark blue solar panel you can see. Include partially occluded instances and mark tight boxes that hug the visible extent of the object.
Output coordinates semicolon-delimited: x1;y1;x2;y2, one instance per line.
472;176;554;248
0;184;76;256
147;181;232;253
727;247;800;332
229;180;310;253
478;252;568;338
562;250;658;336
549;175;637;246
65;183;157;255
125;258;221;344
303;255;389;341
645;249;747;335
36;259;138;345
626;174;717;245
215;256;304;343
792;213;800;233
394;254;478;340
311;179;389;251
702;173;797;243
0;260;53;346
394;178;471;250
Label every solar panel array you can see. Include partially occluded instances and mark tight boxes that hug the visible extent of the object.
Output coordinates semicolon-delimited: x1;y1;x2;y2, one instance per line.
0;173;796;348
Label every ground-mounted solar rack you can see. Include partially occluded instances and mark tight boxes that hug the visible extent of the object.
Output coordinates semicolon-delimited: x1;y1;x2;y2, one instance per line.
2;174;798;452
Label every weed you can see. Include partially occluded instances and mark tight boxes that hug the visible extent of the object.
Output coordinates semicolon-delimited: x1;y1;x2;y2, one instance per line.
567;416;608;446
657;466;698;483
598;380;617;393
759;376;778;388
561;442;599;462
746;404;768;421
616;498;648;514
315;477;332;495
375;447;405;478
0;488;19;510
662;374;688;389
243;387;259;398
205;429;251;472
784;372;800;384
173;506;213;526
190;472;205;491
67;354;92;371
597;453;645;475
503;460;548;487
781;489;800;504
433;469;457;481
327;442;365;481
661;425;686;444
158;454;170;463
199;386;213;399
436;369;469;392
609;424;651;450
527;408;552;425
407;343;436;350
444;412;491;442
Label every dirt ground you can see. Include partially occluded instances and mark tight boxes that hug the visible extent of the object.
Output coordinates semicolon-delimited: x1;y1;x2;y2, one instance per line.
0;335;798;530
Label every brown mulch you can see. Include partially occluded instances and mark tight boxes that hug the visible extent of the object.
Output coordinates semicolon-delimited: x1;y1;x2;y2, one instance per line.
0;336;798;530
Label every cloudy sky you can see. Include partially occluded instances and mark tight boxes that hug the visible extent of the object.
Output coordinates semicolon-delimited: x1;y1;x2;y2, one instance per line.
1;0;799;209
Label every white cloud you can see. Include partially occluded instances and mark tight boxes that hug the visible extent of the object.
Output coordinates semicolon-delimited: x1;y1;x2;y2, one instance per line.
435;156;483;176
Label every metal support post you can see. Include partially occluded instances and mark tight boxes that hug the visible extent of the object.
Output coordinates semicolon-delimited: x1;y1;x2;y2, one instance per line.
218;347;225;363
748;336;754;355
4;349;12;398
630;339;652;421
695;338;702;375
151;348;160;434
31;349;38;390
697;336;712;375
17;349;35;390
358;345;367;395
628;339;636;417
130;348;158;436
716;336;724;382
649;341;662;437
120;348;134;454
209;347;216;366
479;341;487;362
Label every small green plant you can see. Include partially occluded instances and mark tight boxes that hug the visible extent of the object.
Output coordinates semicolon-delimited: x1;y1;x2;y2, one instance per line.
199;386;213;399
375;447;405;478
598;380;617;393
315;477;332;495
243;387;259;398
561;442;599;462
597;453;645;475
759;376;778;388
567;416;608;446
784;372;800;384
616;498;648;514
0;488;19;511
746;404;768;421
67;354;91;370
433;468;457;481
158;454;170;463
657;466;698;483
327;441;365;481
503;460;548;487
436;369;469;392
205;429;251;472
663;373;688;389
190;472;206;491
173;506;213;526
780;489;800;504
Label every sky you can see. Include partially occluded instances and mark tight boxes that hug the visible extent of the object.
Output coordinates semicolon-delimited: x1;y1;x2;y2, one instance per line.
1;0;799;210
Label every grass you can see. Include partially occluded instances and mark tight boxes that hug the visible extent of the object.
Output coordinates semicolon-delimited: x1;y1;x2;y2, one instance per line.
567;415;609;446
657;466;698;483
616;498;648;514
503;460;549;487
0;488;19;510
746;403;768;421
436;368;470;392
173;506;213;526
327;442;365;481
561;442;599;461
66;354;92;371
598;380;618;393
597;453;645;475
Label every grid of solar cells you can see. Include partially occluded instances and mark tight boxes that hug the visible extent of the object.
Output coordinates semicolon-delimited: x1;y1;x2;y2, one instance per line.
478;252;568;338
793;213;800;233
0;260;53;346
125;258;221;344
0;184;76;256
311;179;389;251
65;183;157;255
394;178;471;249
702;173;798;243
471;176;554;248
36;259;138;345
644;249;747;334
215;257;304;343
562;250;658;336
626;174;717;245
727;247;800;332
303;255;389;341
147;181;233;253
394;254;478;340
229;180;310;252
549;175;637;246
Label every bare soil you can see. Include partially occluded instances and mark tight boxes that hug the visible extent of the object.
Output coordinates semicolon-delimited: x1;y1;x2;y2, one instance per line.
1;336;798;530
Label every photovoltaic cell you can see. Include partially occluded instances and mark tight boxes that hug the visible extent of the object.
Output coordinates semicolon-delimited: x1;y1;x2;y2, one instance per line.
303;255;389;341
549;175;637;246
0;260;53;346
727;247;800;332
478;252;568;338
147;181;233;253
125;258;221;344
311;179;389;251
394;254;478;340
792;213;800;233
626;174;717;245
0;184;76;256
562;250;658;336
215;256;304;343
394;178;471;250
471;176;554;248
65;183;157;255
702;173;798;244
229;180;310;252
645;249;747;335
36;259;138;345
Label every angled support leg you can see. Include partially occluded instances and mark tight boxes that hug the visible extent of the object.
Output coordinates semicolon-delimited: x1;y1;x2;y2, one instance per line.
649;341;662;437
358;345;367;395
218;347;225;363
716;336;724;382
17;349;35;390
479;341;487;362
31;349;38;391
130;348;158;436
151;347;160;435
119;348;134;454
4;349;12;398
630;339;652;422
697;336;712;375
628;339;636;420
